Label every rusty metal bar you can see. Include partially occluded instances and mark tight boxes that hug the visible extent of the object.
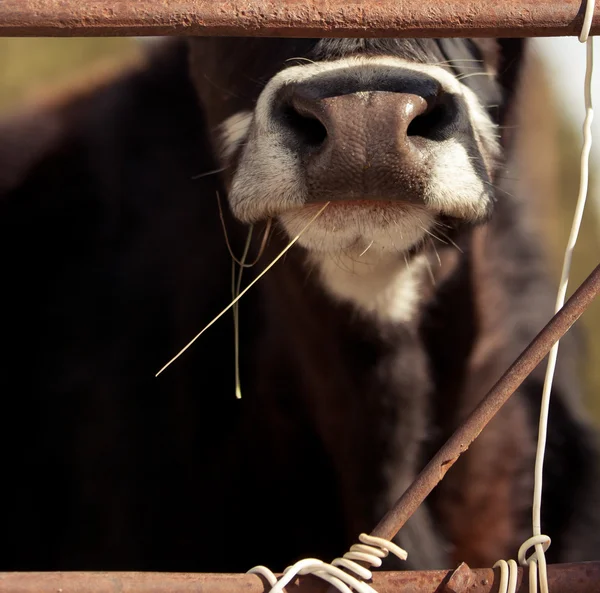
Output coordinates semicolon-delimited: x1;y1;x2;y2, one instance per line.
0;0;599;38
371;261;600;542
1;562;600;593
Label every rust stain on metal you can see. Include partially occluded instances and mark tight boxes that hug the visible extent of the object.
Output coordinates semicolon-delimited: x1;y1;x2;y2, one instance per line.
1;563;600;593
444;563;473;593
370;261;600;542
0;0;598;37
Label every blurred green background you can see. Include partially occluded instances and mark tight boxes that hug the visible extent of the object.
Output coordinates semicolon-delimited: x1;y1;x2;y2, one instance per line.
0;38;598;421
0;38;138;110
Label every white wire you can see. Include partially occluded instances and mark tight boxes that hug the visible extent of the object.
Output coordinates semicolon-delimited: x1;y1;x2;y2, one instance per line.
247;534;408;593
493;559;518;593
495;3;595;592
493;535;552;593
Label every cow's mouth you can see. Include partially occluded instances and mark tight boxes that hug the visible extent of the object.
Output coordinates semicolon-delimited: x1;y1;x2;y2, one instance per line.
277;200;436;256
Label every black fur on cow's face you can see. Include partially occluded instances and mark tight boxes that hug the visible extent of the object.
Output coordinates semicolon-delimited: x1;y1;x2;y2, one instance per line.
189;38;513;263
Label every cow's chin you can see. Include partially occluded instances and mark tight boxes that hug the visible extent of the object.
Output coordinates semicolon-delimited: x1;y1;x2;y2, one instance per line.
274;200;434;257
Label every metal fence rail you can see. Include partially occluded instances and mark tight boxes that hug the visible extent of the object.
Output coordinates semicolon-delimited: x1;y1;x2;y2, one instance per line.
1;562;600;593
1;0;599;38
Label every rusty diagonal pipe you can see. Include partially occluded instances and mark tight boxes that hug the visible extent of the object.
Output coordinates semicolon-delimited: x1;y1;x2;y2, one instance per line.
371;261;600;541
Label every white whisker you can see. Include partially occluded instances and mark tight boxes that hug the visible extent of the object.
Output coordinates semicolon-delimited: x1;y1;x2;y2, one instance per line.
359;240;375;257
192;167;226;180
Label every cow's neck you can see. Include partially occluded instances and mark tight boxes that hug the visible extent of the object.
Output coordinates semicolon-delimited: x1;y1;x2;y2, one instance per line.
248;236;462;567
309;249;429;326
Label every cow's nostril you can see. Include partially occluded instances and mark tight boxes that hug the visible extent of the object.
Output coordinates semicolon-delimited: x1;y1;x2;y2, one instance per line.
406;97;454;141
407;105;445;139
282;105;328;148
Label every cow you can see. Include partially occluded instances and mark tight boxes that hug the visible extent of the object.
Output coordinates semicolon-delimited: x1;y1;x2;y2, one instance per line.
1;36;599;575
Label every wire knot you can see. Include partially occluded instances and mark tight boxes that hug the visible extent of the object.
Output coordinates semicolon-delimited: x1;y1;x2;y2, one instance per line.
517;534;551;568
519;535;551;593
493;535;551;593
248;533;408;593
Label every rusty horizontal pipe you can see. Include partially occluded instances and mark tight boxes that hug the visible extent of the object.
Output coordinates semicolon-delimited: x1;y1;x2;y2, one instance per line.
1;562;600;593
0;0;599;38
371;261;600;542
